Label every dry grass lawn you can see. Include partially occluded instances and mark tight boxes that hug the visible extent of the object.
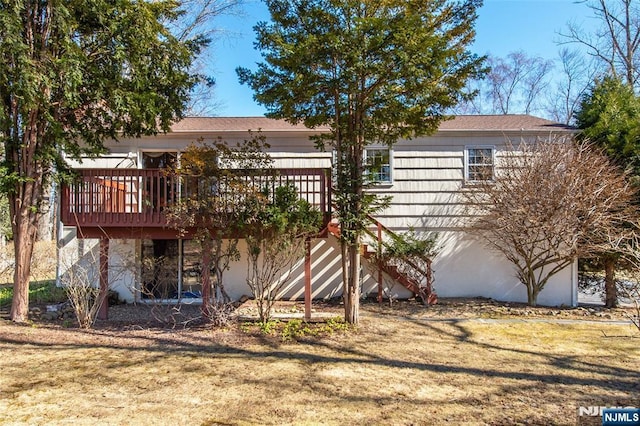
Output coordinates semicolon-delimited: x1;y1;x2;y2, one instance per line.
0;305;638;425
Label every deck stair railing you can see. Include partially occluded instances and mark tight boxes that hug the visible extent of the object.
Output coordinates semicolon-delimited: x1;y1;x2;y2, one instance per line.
326;215;437;305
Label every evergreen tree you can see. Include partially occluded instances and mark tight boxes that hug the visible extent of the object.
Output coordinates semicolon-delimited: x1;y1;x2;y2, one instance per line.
238;0;485;324
576;76;640;175
575;76;640;308
0;0;204;322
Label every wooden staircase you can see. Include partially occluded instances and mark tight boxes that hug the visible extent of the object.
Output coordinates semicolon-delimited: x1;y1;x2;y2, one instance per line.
326;217;437;305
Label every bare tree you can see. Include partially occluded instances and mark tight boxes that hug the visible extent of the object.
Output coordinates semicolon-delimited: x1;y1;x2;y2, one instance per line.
486;52;554;115
620;278;640;331
462;138;634;306
166;136;272;320
170;0;243;42
453;51;553;116
451;78;488;115
560;0;640;89
168;0;246;115
580;209;640;308
598;230;640;330
546;48;597;125
619;259;640;332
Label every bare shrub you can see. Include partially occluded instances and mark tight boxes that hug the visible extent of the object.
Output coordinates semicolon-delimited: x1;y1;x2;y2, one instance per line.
246;235;308;323
133;250;235;328
58;242;105;329
0;244;13;284
59;239;136;328
0;240;56;284
138;255;188;325
618;279;640;331
615;240;640;332
378;274;400;307
206;302;235;328
244;185;321;323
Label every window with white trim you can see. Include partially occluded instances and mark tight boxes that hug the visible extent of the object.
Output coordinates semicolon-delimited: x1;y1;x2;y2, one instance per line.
465;147;494;182
364;147;392;184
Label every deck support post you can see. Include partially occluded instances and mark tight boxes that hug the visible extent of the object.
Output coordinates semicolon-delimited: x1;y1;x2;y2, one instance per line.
377;222;383;304
304;238;312;321
98;238;109;320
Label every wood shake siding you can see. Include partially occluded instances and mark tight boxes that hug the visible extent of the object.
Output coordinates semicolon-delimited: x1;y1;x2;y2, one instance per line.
83;115;572;234
371;141;469;231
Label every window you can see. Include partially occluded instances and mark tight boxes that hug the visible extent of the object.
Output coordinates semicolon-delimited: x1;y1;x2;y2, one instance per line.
141;151;178;209
364;147;392;183
142;151;177;169
465;147;494;181
140;239;202;300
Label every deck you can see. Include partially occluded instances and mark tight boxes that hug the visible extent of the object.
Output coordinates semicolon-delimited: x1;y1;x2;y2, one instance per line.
60;168;332;239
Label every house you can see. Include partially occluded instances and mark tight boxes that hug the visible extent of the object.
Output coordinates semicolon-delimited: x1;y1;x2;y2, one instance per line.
57;114;577;317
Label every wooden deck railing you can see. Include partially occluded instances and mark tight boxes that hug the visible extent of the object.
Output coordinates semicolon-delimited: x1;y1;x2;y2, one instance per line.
61;168;332;229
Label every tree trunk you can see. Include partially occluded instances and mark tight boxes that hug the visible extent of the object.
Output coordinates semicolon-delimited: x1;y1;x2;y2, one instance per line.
212;239;232;304
201;238;212;317
604;256;618;308
343;242;361;325
526;284;538;307
8;109;45;322
97;238;109;320
10;207;38;322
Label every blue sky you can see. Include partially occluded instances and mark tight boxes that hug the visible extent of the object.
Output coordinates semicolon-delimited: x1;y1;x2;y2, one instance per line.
208;0;598;117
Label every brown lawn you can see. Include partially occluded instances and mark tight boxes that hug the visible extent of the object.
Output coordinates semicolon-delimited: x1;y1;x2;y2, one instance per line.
0;302;638;425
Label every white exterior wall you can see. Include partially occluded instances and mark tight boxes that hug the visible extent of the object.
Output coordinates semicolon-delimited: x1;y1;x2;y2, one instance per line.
57;228;138;303
361;134;576;306
57;126;577;307
57;227;100;289
433;231;575;306
108;239;138;303
363;133;576;306
221;239;344;301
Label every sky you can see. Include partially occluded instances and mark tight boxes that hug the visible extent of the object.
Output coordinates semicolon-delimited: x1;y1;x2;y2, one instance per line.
207;0;599;117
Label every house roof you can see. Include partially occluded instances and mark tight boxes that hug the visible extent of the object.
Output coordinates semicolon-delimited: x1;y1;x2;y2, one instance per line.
169;117;319;132
169;115;573;133
437;115;573;132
